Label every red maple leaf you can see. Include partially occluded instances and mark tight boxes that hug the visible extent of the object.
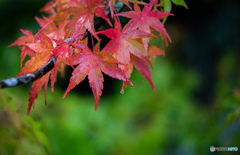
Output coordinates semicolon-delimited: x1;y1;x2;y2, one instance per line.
148;44;165;57
8;29;35;47
35;16;58;38
98;16;165;92
28;72;50;115
50;39;72;92
8;29;36;67
98;17;155;65
63;41;133;111
116;0;173;47
130;54;155;92
62;0;111;39
121;43;165;92
23;35;72;114
40;1;55;14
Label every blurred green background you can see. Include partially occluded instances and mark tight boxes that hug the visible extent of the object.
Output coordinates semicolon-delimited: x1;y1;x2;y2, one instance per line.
0;0;240;154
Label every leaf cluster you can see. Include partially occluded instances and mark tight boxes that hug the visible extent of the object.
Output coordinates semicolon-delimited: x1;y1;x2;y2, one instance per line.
8;0;187;114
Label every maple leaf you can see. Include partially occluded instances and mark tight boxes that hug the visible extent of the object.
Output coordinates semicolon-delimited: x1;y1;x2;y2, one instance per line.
62;0;111;40
147;44;165;64
18;31;55;76
121;44;165;92
28;72;50;115
130;54;155;92
8;29;36;68
98;17;163;92
35;16;58;38
41;0;69;12
98;17;155;65
148;44;165;57
8;29;35;47
35;12;68;39
40;1;55;14
63;41;133;111
116;0;173;48
50;39;72;92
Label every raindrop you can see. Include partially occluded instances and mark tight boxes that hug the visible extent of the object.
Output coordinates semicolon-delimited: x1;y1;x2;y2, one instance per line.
120;90;124;94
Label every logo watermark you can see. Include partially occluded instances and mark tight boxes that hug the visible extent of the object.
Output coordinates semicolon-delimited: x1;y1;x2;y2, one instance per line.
210;146;238;152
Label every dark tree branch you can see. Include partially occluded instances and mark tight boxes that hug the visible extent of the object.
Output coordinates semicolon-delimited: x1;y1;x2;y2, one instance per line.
0;1;125;89
0;58;57;89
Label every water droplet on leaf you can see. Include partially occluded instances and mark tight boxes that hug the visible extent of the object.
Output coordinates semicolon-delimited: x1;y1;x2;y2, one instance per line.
120;90;124;94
